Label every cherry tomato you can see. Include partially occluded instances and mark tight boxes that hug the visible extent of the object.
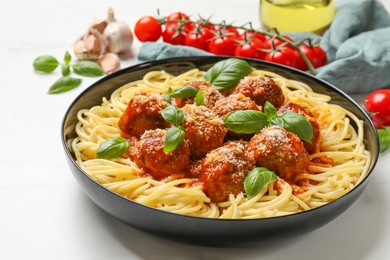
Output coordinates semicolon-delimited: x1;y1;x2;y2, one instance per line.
209;35;237;56
234;38;266;60
198;27;215;46
162;26;186;45
364;89;390;129
217;26;239;38
238;30;267;42
295;44;327;70
264;35;294;50
165;12;194;33
185;31;209;51
264;46;297;68
134;16;162;42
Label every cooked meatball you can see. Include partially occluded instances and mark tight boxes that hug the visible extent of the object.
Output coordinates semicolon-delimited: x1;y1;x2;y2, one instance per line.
234;76;285;108
213;93;260;118
278;102;321;154
213;93;261;140
172;81;223;109
199;141;255;203
181;104;227;158
118;92;170;138
247;125;310;183
132;129;191;180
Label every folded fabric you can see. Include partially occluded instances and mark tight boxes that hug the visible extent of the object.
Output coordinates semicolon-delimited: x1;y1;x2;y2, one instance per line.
138;0;390;94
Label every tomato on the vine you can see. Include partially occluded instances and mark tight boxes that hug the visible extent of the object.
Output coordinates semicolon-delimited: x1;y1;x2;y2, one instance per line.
209;35;237;56
264;46;297;68
165;12;194;33
185;31;209;51
238;30;267;42
264;35;294;50
134;16;162;42
364;89;390;129
162;26;186;45
234;38;266;60
295;44;327;71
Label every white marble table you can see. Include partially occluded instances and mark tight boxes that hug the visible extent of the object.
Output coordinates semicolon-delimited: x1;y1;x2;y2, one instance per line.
1;0;390;259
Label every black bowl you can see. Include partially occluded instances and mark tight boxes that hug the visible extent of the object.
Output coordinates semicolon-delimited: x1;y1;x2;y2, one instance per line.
61;56;379;245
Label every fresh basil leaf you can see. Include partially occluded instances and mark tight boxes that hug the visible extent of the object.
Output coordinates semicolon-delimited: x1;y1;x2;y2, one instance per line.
264;101;277;120
164;126;185;153
163;93;172;104
33;55;59;73
96;137;130;160
171;86;199;98
161;105;184;126
205;58;254;92
64;51;71;64
61;63;70;76
47;77;82;94
224;110;268;134
277;112;313;143
195;89;205;106
72;61;104;77
244;167;277;199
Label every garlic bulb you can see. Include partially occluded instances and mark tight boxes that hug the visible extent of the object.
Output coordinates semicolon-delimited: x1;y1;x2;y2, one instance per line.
103;7;133;54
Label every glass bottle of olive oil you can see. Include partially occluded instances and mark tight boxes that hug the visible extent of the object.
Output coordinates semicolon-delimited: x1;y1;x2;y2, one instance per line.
260;0;335;34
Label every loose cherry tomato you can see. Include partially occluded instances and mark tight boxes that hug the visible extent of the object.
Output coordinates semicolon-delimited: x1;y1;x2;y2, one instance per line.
238;30;267;42
162;26;186;45
185;31;209;51
295;44;327;71
264;46;297;68
234;38;266;60
264;35;294;50
165;12;194;33
209;35;237;56
134;16;162;42
364;89;390;129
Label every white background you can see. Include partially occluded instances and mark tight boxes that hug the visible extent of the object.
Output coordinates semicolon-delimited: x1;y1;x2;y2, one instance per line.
1;0;390;259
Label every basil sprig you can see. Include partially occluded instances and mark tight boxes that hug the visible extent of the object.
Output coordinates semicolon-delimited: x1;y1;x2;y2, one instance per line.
224;101;313;143
195;89;205;106
96;137;130;160
33;51;104;94
244;167;277;199
205;58;254;92
160;105;186;153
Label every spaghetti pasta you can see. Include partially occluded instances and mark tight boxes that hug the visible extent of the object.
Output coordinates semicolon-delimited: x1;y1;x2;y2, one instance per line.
71;67;370;219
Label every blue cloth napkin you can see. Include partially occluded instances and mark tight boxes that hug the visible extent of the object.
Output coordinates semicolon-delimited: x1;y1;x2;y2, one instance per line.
138;0;390;94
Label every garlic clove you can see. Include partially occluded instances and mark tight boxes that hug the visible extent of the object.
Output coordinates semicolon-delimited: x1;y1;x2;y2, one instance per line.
98;53;120;74
89;18;107;34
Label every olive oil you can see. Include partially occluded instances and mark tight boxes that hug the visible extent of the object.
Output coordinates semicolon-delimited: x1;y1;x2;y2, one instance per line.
260;0;335;34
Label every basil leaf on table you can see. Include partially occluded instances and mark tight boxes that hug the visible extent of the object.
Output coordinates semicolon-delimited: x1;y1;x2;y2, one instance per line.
61;64;70;77
277;112;313;143
164;126;185;153
224;110;268;134
72;61;104;77
64;51;72;65
96;137;130;160
33;55;59;73
244;167;277;199
161;105;185;126
205;58;254;92
47;76;82;94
